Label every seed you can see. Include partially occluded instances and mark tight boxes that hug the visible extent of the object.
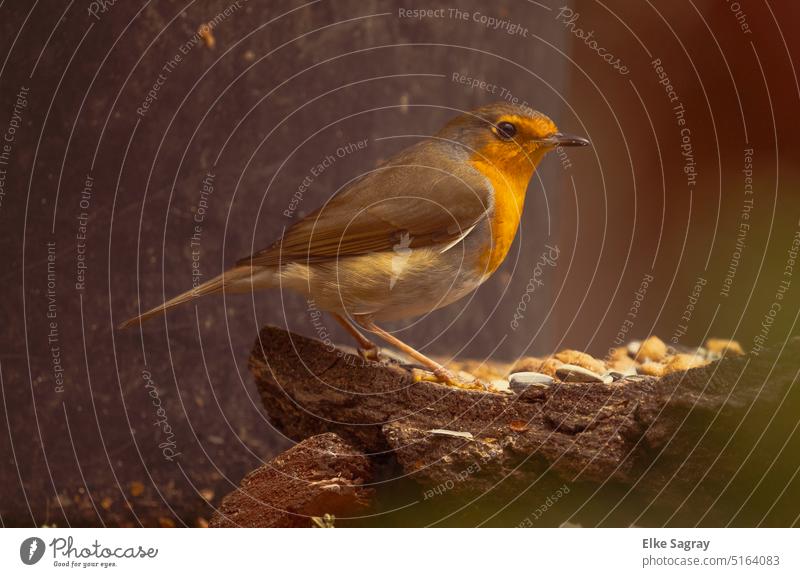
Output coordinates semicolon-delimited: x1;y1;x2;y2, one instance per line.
603;367;637;381
555;364;605;383
509;371;554;393
490;379;511;392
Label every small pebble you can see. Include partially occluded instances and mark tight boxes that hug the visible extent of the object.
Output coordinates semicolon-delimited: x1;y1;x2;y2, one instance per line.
509;372;554;393
556;364;606;383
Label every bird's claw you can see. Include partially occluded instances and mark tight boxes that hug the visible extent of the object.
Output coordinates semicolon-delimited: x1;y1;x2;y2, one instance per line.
357;345;381;361
413;368;488;391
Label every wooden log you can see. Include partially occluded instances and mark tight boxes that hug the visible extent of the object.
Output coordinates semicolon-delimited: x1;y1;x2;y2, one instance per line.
210;432;373;528
249;326;800;509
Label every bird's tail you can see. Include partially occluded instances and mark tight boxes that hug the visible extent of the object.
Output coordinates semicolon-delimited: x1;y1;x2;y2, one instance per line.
118;265;266;329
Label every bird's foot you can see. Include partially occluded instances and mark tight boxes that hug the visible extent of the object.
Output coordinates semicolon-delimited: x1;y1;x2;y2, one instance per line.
413;368;488;391
357;344;381;361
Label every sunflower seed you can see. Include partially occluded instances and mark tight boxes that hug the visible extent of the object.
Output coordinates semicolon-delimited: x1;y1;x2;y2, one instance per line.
428;429;474;440
509;372;554;393
603;367;637;381
490;379;511;392
556;364;606;383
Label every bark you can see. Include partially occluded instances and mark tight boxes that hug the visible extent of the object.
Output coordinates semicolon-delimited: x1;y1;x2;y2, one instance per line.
250;326;800;496
213;326;800;526
210;432;373;528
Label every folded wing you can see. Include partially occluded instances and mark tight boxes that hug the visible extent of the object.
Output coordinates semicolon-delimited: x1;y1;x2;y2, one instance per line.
238;140;493;267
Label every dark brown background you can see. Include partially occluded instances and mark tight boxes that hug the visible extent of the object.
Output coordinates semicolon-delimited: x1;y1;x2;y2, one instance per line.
1;0;798;527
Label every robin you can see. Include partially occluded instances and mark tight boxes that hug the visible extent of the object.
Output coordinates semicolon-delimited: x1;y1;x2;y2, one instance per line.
120;102;589;386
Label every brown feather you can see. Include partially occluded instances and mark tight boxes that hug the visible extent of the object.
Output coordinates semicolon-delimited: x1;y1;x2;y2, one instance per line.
117;266;255;329
237;140;492;267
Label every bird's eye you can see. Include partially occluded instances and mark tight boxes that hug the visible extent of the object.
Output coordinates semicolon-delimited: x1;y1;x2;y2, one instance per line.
495;121;517;140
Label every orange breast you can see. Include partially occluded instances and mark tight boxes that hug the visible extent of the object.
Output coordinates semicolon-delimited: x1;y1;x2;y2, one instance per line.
470;154;531;275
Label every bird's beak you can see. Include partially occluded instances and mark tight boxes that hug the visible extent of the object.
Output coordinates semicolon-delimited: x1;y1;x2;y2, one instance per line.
540;133;591;147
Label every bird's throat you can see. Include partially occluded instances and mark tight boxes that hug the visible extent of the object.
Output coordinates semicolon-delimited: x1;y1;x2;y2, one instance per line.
470;150;543;275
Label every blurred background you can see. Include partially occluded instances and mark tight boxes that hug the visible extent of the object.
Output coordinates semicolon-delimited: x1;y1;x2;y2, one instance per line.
1;0;798;527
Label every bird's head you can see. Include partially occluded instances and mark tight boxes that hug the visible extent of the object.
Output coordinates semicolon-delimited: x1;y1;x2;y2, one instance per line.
437;102;589;181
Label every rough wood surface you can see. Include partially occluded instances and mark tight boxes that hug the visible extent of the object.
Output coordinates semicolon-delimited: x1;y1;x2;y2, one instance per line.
209;432;373;528
250;326;800;500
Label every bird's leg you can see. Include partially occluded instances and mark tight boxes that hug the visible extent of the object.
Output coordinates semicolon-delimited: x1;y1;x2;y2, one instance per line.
354;316;462;386
331;313;380;360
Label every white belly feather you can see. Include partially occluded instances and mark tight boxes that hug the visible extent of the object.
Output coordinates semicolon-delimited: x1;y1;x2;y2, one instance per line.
274;221;491;321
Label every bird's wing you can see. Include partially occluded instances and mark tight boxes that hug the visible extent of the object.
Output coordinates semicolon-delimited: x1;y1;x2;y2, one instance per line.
238;141;492;267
